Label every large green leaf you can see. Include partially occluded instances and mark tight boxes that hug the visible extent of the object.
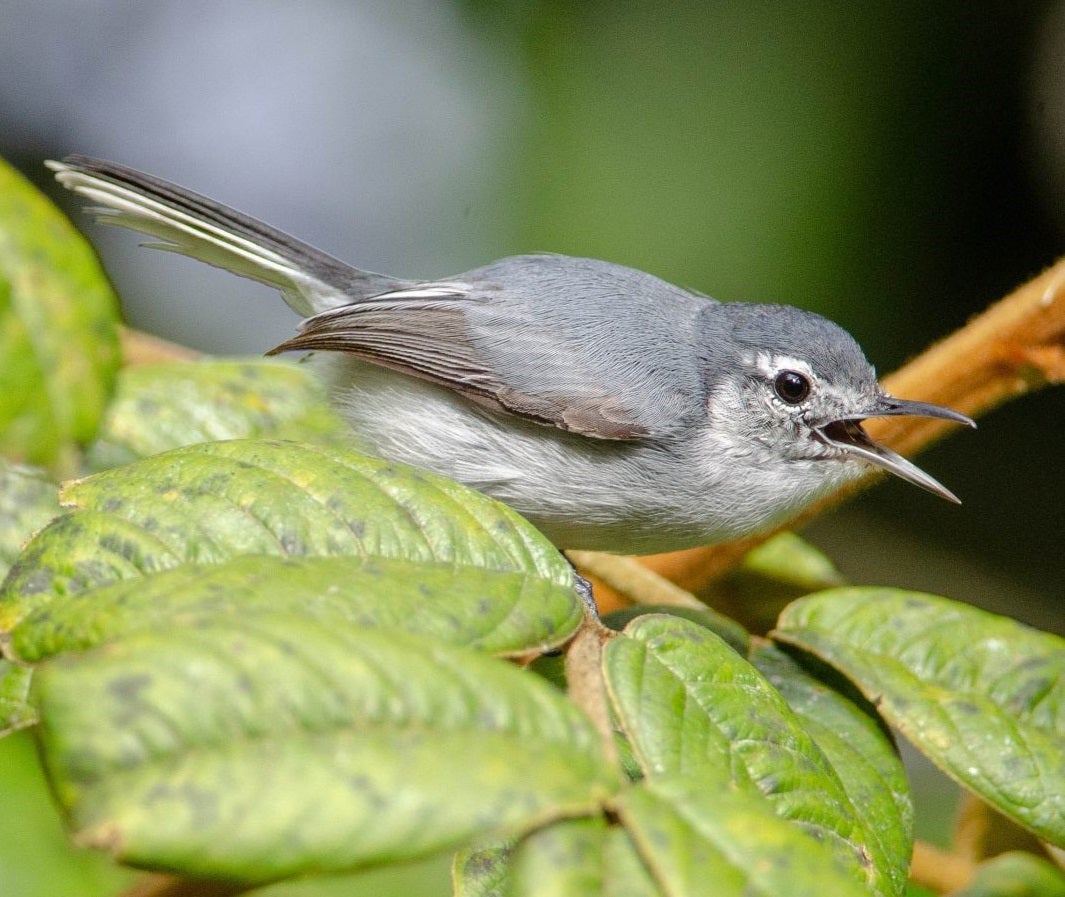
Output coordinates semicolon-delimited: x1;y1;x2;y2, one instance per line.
774;589;1065;847
604;614;906;896
0;459;60;579
9;554;581;663
0;439;572;630
33;617;618;883
0;158;120;468
614;776;870;897
86;359;351;470
751;643;913;897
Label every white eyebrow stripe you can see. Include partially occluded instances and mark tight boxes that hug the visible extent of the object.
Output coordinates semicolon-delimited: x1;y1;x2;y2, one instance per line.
749;352;816;380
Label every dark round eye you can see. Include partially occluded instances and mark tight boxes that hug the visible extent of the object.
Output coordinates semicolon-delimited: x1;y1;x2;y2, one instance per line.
774;370;811;404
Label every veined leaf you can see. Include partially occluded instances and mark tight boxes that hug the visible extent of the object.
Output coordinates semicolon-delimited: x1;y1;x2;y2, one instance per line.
774;589;1065;847
33;618;618;883
615;776;870;897
751;643;912;896
736;532;845;592
604;614;906;896
0;439;572;630
9;554;582;663
711;532;847;632
87;358;350;470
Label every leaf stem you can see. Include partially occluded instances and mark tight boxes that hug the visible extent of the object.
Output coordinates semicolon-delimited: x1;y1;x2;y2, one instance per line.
563;618;618;767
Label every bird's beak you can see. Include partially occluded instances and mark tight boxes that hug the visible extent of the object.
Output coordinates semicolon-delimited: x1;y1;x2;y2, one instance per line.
814;396;976;503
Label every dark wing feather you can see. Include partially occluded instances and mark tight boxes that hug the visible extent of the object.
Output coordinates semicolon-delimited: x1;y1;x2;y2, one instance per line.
268;285;654;440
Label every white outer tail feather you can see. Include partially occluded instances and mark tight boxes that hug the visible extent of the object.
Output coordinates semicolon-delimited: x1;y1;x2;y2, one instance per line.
47;159;352;316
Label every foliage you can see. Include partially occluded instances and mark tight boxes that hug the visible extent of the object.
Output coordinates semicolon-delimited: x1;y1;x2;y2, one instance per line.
1;162;1062;897
0;157;120;473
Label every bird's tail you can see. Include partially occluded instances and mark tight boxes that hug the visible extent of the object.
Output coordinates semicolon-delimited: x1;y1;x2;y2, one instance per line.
48;155;406;316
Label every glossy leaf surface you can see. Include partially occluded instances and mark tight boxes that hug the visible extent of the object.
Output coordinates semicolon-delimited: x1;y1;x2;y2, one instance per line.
33;619;617;882
604;614;904;895
775;589;1065;847
9;554;581;662
0;439;571;630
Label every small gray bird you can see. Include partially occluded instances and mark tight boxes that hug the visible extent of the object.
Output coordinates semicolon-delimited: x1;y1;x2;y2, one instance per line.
48;155;973;554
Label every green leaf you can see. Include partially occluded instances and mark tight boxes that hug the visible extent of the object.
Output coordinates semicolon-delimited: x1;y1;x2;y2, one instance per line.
508;816;661;897
0;158;120;469
0;439;572;630
0;659;35;735
614;776;870;897
86;358;351;470
0;459;60;579
751;643;913;896
33;618;618;883
774;589;1065;847
452;842;514;897
738;533;845;591
9;554;581;663
712;533;846;631
949;851;1065;897
604;614;901;896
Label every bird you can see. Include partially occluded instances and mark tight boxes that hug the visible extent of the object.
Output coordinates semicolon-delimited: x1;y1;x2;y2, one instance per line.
48;155;974;555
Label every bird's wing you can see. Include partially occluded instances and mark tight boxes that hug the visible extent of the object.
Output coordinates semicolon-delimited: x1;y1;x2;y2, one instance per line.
47;155;404;316
270;284;659;440
49;159;699;440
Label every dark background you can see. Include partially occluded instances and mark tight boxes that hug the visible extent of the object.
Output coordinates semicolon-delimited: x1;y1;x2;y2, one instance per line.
1;3;1062;895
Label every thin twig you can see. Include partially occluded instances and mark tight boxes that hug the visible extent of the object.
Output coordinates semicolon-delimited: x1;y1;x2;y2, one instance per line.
564;617;619;767
564;550;705;612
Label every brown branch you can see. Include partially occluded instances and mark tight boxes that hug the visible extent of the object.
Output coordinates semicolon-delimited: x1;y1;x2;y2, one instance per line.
627;255;1065;595
564;617;619;767
909;841;977;894
564;550;706;614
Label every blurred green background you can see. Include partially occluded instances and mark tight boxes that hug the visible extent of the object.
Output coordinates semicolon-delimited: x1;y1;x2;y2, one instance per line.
1;1;1062;894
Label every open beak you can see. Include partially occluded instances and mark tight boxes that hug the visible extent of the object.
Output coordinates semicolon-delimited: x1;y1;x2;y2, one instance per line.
814;397;976;503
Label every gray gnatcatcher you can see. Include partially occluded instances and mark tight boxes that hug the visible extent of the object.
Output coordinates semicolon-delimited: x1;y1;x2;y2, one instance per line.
48;155;974;554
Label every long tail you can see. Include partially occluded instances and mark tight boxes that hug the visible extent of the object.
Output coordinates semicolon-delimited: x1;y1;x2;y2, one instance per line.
47;155;406;316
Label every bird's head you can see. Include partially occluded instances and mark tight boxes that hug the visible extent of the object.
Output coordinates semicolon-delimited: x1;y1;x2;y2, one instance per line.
703;304;974;504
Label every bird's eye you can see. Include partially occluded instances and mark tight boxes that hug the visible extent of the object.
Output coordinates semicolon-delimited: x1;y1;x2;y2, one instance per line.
774;370;811;404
